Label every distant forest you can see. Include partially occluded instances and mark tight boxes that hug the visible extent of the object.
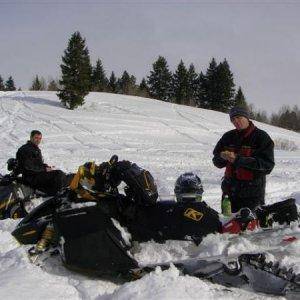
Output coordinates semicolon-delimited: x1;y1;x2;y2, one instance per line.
1;31;299;132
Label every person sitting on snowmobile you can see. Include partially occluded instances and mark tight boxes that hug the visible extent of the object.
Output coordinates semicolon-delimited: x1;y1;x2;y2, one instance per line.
16;130;73;196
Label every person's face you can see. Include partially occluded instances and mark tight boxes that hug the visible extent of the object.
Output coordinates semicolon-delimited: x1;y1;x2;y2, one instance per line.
231;116;249;131
30;134;42;146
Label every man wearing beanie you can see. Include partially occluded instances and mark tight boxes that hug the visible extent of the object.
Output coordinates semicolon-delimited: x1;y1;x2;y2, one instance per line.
212;107;275;213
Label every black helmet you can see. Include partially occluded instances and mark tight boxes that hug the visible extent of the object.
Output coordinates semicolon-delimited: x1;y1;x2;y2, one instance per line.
7;158;18;172
174;172;204;203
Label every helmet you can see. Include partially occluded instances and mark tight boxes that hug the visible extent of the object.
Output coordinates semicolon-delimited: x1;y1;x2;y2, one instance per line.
7;158;18;172
174;172;204;203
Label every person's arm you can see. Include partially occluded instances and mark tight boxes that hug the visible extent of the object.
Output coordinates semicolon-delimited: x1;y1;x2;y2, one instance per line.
212;136;228;168
233;133;275;175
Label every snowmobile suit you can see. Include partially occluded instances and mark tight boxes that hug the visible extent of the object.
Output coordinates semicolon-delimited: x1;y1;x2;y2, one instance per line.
16;141;71;195
213;122;275;212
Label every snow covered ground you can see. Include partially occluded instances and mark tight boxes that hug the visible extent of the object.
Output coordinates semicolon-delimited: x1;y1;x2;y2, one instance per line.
0;91;299;299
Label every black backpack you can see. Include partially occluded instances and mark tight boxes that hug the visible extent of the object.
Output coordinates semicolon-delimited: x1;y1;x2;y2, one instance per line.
256;198;299;227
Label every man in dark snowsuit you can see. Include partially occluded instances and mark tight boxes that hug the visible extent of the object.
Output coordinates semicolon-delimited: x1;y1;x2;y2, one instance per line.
16;130;72;196
212;107;275;213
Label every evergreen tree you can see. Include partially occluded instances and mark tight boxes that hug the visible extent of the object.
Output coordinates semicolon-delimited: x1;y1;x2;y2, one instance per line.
108;72;117;93
5;76;16;91
91;59;108;92
118;71;137;95
172;60;188;105
0;75;4;90
186;64;198;106
138;78;149;96
201;58;218;109
215;59;235;111
234;86;248;109
119;71;131;94
200;58;235;112
30;75;46;90
195;71;207;107
47;79;59;91
139;78;148;91
147;56;172;101
57;31;92;109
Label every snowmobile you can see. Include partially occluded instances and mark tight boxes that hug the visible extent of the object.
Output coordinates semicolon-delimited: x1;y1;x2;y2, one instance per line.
0;158;50;219
11;155;300;296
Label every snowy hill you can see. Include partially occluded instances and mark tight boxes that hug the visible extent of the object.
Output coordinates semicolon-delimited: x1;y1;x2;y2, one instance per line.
0;91;299;299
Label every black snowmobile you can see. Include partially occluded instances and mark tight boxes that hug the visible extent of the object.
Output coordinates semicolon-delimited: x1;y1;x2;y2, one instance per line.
0;158;50;219
11;155;300;296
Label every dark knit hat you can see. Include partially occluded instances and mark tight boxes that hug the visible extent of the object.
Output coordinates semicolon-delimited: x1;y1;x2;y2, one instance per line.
229;107;250;120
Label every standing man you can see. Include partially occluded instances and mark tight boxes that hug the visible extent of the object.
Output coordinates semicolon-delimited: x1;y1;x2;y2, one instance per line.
16;130;72;195
212;107;275;213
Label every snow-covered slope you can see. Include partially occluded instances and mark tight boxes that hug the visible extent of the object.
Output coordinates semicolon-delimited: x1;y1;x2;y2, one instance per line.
0;91;299;299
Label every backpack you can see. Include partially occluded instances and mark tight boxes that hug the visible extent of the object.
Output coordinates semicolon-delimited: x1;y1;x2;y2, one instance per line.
257;198;299;227
121;163;158;206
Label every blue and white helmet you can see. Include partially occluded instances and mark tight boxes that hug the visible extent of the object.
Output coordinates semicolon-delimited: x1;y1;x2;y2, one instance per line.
174;172;204;203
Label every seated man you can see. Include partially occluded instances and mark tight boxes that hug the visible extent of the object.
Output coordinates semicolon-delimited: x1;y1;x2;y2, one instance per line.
16;130;72;196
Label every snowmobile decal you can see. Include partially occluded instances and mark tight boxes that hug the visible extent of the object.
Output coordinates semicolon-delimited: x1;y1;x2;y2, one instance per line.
183;208;204;222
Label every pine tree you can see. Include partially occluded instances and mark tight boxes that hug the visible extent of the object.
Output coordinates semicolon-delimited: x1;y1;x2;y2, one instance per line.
234;86;248;109
139;78;148;91
200;58;235;112
30;75;46;90
118;71;137;95
0;75;4;90
147;56;172;101
138;78;150;97
47;79;59;91
201;58;218;109
195;72;207;107
172;60;188;105
5;76;16;91
108;72;117;93
215;59;235;111
57;31;92;109
91;59;108;92
186;64;198;106
119;71;131;94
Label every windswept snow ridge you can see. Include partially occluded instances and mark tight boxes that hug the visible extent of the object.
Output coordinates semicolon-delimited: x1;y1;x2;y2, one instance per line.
0;91;299;299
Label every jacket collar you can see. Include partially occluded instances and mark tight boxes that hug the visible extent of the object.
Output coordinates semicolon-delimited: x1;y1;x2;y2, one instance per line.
27;140;40;149
236;121;255;138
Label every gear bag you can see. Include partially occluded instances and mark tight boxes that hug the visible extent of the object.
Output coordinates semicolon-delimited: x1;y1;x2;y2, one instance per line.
122;163;158;206
257;198;298;227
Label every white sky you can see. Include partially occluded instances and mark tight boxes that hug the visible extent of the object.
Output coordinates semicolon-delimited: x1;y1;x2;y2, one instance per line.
1;0;300;112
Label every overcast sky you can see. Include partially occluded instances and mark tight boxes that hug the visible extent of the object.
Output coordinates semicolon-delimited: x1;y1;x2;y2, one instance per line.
1;0;300;112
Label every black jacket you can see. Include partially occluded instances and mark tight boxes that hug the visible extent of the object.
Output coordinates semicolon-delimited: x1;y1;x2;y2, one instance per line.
16;141;47;177
212;122;275;210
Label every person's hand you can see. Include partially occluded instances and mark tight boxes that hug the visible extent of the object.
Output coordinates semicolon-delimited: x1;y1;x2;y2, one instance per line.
220;151;236;163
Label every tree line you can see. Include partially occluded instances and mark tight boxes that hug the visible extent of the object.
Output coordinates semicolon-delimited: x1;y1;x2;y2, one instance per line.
57;31;244;111
249;104;300;133
1;31;299;132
